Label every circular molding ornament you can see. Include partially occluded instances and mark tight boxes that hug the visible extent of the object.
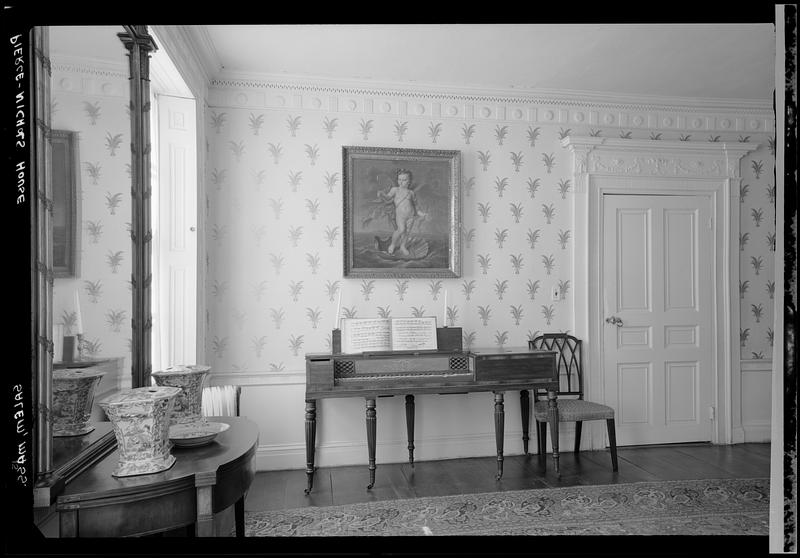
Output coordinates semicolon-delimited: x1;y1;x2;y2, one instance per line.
663;117;673;127
513;108;523;119
312;97;322;109
691;118;703;129
632;115;644;126
235;92;248;105
415;104;426;115
59;77;72;91
381;101;392;113
481;107;491;118
101;82;114;95
603;114;614;125
275;95;286;107
447;105;458;116
720;118;731;129
575;112;585;122
347;100;357;111
749;119;760;130
544;110;554;121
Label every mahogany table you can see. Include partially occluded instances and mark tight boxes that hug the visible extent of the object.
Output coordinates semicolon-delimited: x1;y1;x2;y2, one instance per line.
56;416;258;537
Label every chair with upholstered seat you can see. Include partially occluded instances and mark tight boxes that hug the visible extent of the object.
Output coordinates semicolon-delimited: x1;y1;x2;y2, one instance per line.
528;333;618;471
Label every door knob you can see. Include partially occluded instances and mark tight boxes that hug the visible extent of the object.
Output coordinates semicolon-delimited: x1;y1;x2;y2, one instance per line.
605;316;623;327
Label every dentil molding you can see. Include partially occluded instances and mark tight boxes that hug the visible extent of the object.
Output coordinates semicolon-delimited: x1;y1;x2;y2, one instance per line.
206;73;774;135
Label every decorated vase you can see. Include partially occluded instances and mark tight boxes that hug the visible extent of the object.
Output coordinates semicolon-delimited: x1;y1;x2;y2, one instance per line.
151;365;210;425
99;386;181;477
52;366;105;437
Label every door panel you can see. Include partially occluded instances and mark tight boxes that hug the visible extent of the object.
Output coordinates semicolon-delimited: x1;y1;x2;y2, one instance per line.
603;194;713;446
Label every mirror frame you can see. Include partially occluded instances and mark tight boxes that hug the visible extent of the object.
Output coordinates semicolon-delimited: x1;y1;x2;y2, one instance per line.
32;25;157;506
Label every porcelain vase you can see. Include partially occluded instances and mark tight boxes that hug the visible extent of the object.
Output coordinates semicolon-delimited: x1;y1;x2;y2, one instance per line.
151;365;211;425
52;366;105;437
99;386;181;477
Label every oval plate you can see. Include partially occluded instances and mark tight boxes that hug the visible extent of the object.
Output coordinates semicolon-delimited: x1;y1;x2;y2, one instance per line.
169;421;230;448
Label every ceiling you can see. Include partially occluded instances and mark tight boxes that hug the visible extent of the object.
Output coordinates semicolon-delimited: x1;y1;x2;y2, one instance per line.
199;24;776;102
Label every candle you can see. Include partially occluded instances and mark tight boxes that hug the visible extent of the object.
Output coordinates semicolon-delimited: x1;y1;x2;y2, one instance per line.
443;289;448;327
74;291;84;335
334;289;342;330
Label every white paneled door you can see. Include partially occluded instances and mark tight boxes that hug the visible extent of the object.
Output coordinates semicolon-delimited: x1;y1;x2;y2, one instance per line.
602;194;714;446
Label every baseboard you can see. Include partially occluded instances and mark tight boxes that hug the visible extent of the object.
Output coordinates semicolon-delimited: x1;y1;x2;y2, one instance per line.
742;422;771;443
731;426;746;444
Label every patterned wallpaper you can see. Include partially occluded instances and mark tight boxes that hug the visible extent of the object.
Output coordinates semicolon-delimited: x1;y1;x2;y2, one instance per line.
738;143;777;360
204;92;776;372
205;108;575;372
51;64;132;370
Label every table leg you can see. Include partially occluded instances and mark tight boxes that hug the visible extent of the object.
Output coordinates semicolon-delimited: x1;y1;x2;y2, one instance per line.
235;495;245;537
304;399;316;494
547;390;560;476
494;391;504;480
405;394;415;466
195;485;214;537
366;398;377;489
520;390;530;455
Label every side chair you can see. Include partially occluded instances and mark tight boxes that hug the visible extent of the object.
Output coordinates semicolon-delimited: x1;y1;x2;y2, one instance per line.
528;333;618;471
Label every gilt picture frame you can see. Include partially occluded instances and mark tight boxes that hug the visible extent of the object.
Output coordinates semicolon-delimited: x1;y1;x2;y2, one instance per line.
342;146;461;278
51;129;81;278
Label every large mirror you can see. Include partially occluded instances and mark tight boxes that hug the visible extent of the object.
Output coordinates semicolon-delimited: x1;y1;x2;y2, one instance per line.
32;25;155;507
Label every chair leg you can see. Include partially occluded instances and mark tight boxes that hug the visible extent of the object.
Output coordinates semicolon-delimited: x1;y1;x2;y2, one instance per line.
574;421;582;454
606;418;619;472
537;420;547;457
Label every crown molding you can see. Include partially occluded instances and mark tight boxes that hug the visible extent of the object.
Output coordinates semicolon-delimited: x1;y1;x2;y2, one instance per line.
50;55;127;78
206;70;774;134
149;25;211;100
182;25;221;83
50;57;128;98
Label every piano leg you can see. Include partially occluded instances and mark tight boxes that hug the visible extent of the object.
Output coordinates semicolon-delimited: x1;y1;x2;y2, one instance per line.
494;391;504;480
520;390;530;455
547;390;560;477
304;399;316;494
366;398;377;489
405;394;415;467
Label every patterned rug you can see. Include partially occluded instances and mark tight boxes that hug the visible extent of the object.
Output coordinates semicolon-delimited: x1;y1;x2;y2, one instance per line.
245;477;769;536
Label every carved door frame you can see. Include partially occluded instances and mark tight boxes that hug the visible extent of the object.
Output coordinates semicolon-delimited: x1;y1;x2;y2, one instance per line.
564;136;757;449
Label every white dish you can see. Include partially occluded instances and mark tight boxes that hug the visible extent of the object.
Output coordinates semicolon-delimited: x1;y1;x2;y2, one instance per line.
169;421;230;447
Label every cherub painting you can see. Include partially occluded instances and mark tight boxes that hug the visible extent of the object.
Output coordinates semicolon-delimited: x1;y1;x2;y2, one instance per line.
343;146;461;278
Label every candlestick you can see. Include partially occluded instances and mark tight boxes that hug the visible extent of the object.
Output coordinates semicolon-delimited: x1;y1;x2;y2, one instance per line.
334;289;342;330
74;291;84;335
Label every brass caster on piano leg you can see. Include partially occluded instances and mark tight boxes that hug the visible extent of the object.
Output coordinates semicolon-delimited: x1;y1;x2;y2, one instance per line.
366;483;374;490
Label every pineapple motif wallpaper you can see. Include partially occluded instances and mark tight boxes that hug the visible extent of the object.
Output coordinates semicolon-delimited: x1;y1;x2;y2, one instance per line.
205;105;574;372
50;60;132;374
738;144;778;360
203;87;775;374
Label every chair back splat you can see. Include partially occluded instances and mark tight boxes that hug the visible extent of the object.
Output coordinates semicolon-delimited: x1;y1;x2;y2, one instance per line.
529;334;583;399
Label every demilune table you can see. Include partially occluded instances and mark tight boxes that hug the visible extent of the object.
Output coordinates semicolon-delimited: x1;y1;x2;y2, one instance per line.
56;416;258;537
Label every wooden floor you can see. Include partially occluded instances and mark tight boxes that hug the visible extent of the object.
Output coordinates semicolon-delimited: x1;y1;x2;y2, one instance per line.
245;442;771;512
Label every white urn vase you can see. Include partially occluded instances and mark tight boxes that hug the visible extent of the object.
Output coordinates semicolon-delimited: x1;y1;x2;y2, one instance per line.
99;386;181;477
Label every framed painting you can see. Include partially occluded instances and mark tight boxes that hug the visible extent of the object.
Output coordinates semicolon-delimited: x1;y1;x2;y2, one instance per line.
342;146;461;278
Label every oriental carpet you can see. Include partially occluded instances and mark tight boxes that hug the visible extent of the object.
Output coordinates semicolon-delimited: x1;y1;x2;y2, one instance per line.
244;477;769;536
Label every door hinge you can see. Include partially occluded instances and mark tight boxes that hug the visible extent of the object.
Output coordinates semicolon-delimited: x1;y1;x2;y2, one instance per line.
708;406;715;421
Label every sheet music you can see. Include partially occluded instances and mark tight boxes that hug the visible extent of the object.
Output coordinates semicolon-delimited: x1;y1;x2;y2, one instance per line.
340;317;439;353
341;318;392;353
390;317;438;351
